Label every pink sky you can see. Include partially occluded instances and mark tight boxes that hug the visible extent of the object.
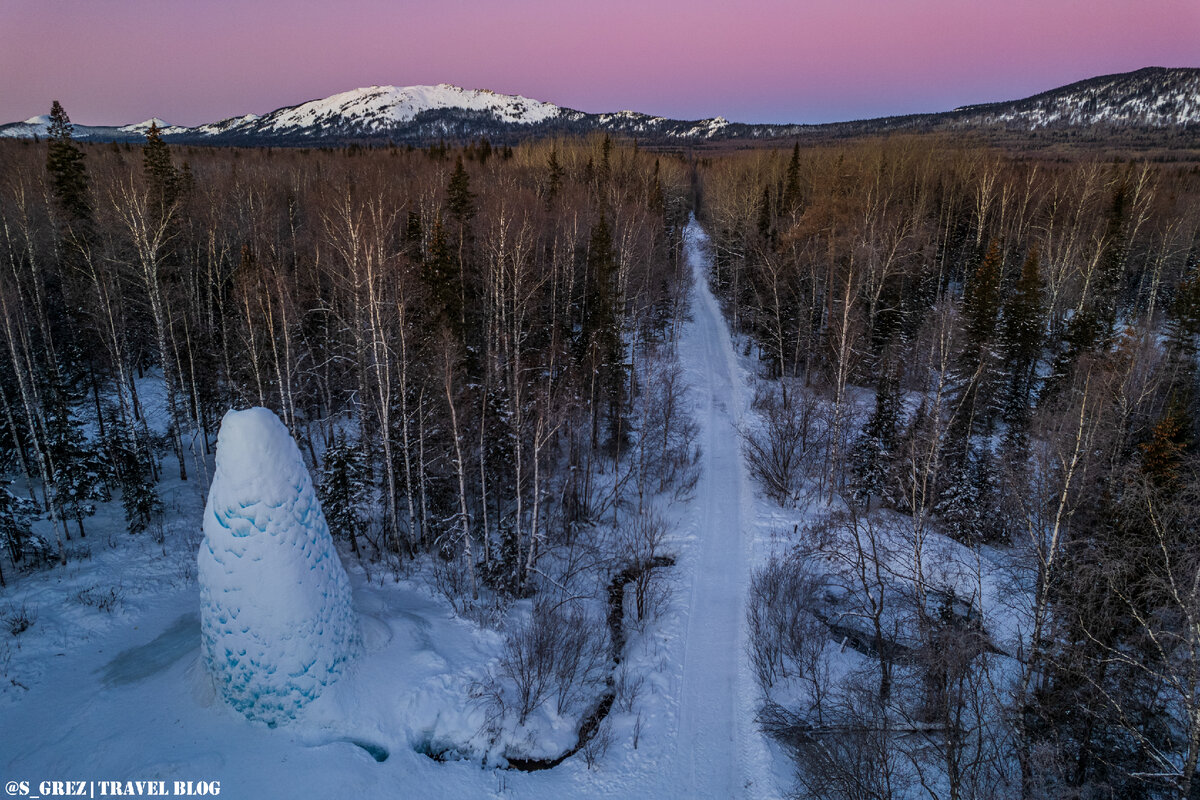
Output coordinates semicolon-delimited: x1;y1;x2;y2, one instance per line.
2;0;1197;126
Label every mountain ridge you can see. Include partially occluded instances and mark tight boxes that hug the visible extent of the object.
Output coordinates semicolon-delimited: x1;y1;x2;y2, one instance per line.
2;67;1196;146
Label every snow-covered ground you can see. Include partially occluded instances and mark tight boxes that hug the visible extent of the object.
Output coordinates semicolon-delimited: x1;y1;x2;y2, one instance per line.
0;218;788;799
670;220;773;799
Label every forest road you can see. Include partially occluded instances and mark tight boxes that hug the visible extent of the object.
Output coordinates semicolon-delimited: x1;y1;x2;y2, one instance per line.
671;215;767;799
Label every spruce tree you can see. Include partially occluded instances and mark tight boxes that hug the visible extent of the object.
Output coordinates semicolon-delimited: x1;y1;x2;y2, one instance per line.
581;214;625;446
444;155;476;347
446;155;475;223
962;239;1003;366
850;368;902;507
0;478;39;583
421;214;462;334
1164;252;1200;393
952;238;1004;443
46;402;110;538
1000;248;1045;425
598;134;613;185
648;159;665;218
546;148;564;204
1043;182;1131;403
781;142;802;214
935;445;995;544
1139;399;1190;488
479;383;518;592
176;161;195;199
319;434;369;555
757;185;772;242
143;121;178;213
1041;307;1102;404
1094;179;1129;337
403;210;423;260
582;214;621;365
45;101;92;228
111;423;161;536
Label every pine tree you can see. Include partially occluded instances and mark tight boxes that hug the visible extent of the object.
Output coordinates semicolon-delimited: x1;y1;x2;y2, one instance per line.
45;101;92;228
319;435;369;555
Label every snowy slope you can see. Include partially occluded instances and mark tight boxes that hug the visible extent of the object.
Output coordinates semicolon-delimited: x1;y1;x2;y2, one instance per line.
952;66;1200;129
190;113;262;137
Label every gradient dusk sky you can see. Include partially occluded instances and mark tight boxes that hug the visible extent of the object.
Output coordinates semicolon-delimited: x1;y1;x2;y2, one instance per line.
2;0;1198;127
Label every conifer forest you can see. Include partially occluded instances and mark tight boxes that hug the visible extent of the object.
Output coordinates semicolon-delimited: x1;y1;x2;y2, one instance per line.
3;103;1200;799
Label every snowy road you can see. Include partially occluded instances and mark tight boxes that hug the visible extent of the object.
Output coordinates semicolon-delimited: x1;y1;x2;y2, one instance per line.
670;215;767;799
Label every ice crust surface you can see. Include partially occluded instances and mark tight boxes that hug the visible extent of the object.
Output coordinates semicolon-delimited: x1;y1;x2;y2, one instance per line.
198;407;359;726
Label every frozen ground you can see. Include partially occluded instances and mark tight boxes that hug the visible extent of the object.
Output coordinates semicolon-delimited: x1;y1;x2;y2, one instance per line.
0;217;782;799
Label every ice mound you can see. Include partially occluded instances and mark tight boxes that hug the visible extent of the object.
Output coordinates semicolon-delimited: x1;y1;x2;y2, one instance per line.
199;407;359;726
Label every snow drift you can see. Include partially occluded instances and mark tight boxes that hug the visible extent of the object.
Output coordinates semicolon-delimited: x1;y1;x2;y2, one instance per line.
198;407;359;726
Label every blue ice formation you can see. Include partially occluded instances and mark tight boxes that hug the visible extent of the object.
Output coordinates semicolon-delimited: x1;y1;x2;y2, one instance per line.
198;407;359;725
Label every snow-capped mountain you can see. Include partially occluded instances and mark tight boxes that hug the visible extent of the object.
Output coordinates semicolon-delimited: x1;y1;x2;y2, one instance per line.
0;114;126;141
2;68;1196;146
190;84;568;141
0;114;187;141
175;83;749;144
117;118;189;136
949;67;1200;129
